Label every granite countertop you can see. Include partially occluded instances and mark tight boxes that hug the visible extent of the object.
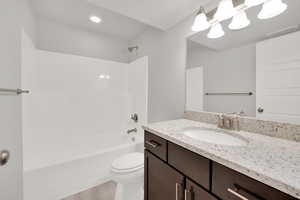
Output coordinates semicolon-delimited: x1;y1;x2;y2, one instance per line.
142;119;300;199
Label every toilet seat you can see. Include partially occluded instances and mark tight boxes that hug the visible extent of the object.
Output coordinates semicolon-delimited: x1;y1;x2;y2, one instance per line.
112;152;144;173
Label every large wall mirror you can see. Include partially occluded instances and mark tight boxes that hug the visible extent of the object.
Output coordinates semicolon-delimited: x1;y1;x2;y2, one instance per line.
186;0;300;125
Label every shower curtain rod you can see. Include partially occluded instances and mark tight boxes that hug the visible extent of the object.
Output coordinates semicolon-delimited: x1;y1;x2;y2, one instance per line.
0;88;29;95
205;92;253;96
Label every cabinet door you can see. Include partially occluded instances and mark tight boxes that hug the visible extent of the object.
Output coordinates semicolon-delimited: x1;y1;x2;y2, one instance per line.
186;179;217;200
145;150;184;200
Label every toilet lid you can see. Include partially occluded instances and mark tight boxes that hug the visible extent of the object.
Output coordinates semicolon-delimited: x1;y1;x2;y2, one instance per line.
112;152;144;172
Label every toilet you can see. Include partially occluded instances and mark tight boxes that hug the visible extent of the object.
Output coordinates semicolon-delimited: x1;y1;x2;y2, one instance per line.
111;152;144;200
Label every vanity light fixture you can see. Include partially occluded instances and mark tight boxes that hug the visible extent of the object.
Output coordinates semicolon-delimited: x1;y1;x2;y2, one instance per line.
98;74;110;80
192;7;210;32
258;0;287;19
244;0;266;7
191;0;288;39
207;22;225;39
229;9;251;30
214;0;236;21
89;15;102;23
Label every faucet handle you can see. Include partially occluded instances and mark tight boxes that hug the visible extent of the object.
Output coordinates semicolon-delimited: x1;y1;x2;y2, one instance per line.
130;113;138;123
127;128;137;134
218;114;240;131
217;114;224;128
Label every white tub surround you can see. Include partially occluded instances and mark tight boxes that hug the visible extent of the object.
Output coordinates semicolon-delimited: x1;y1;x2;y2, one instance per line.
143;119;300;199
24;141;143;200
21;32;148;200
22;50;148;169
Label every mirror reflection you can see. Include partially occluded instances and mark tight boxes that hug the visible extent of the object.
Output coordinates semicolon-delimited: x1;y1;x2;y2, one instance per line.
186;0;300;124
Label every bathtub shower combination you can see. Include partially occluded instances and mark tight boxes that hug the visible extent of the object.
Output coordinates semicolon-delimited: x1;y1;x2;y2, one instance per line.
21;32;148;200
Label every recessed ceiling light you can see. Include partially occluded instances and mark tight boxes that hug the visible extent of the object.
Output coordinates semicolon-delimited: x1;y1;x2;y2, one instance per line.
89;15;102;23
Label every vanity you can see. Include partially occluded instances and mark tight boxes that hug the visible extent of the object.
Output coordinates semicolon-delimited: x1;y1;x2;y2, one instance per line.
143;119;300;200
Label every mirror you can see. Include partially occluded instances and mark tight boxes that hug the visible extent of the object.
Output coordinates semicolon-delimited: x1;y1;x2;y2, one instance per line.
186;0;300;125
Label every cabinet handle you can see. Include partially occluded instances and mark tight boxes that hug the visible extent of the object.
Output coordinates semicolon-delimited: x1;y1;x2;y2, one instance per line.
185;189;194;200
176;183;183;200
228;188;249;200
229;184;265;200
184;189;190;200
185;189;188;200
145;140;160;148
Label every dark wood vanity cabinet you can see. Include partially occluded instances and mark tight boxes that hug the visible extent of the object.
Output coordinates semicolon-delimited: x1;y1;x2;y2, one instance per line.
145;150;184;200
168;142;210;190
145;131;167;161
186;179;217;200
145;150;215;200
212;162;296;200
144;131;298;200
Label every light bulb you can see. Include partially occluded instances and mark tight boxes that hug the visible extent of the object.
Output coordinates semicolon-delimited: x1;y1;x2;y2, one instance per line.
229;10;251;30
214;0;236;21
207;23;225;39
258;0;287;19
89;15;102;23
244;0;266;7
192;12;210;32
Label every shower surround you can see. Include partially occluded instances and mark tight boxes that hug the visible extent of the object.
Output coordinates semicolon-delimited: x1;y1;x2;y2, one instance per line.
21;32;148;200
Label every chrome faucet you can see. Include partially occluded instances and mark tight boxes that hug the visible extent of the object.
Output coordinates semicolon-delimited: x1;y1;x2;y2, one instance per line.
130;113;138;123
127;128;137;134
217;114;240;131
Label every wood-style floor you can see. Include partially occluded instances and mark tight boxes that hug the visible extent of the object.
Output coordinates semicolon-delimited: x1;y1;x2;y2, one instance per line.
62;181;116;200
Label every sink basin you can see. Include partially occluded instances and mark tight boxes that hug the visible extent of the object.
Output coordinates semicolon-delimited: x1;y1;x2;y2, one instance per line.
182;127;247;146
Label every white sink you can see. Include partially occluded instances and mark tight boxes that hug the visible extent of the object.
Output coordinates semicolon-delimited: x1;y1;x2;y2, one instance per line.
182;127;247;146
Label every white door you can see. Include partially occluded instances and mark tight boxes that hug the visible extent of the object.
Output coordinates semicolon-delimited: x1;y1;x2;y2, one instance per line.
0;1;23;200
256;31;300;124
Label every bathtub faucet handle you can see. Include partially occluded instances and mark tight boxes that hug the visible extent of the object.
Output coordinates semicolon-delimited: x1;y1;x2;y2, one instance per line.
130;113;138;123
127;128;137;134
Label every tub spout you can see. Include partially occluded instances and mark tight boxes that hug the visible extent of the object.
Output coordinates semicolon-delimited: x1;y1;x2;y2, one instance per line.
127;128;137;134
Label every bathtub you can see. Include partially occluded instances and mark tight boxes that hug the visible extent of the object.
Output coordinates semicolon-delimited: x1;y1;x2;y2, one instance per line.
23;133;143;200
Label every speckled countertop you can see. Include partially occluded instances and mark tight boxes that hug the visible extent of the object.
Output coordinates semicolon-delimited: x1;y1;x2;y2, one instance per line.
142;119;300;199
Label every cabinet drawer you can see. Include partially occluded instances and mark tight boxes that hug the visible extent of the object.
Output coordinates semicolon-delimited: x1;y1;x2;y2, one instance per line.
168;142;210;190
144;131;167;161
186;179;217;200
212;162;297;200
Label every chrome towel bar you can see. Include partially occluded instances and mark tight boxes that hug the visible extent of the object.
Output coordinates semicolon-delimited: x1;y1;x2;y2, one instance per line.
0;88;29;95
205;92;253;96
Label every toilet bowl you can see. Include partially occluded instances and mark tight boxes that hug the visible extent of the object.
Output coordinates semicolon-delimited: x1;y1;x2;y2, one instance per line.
111;152;144;200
